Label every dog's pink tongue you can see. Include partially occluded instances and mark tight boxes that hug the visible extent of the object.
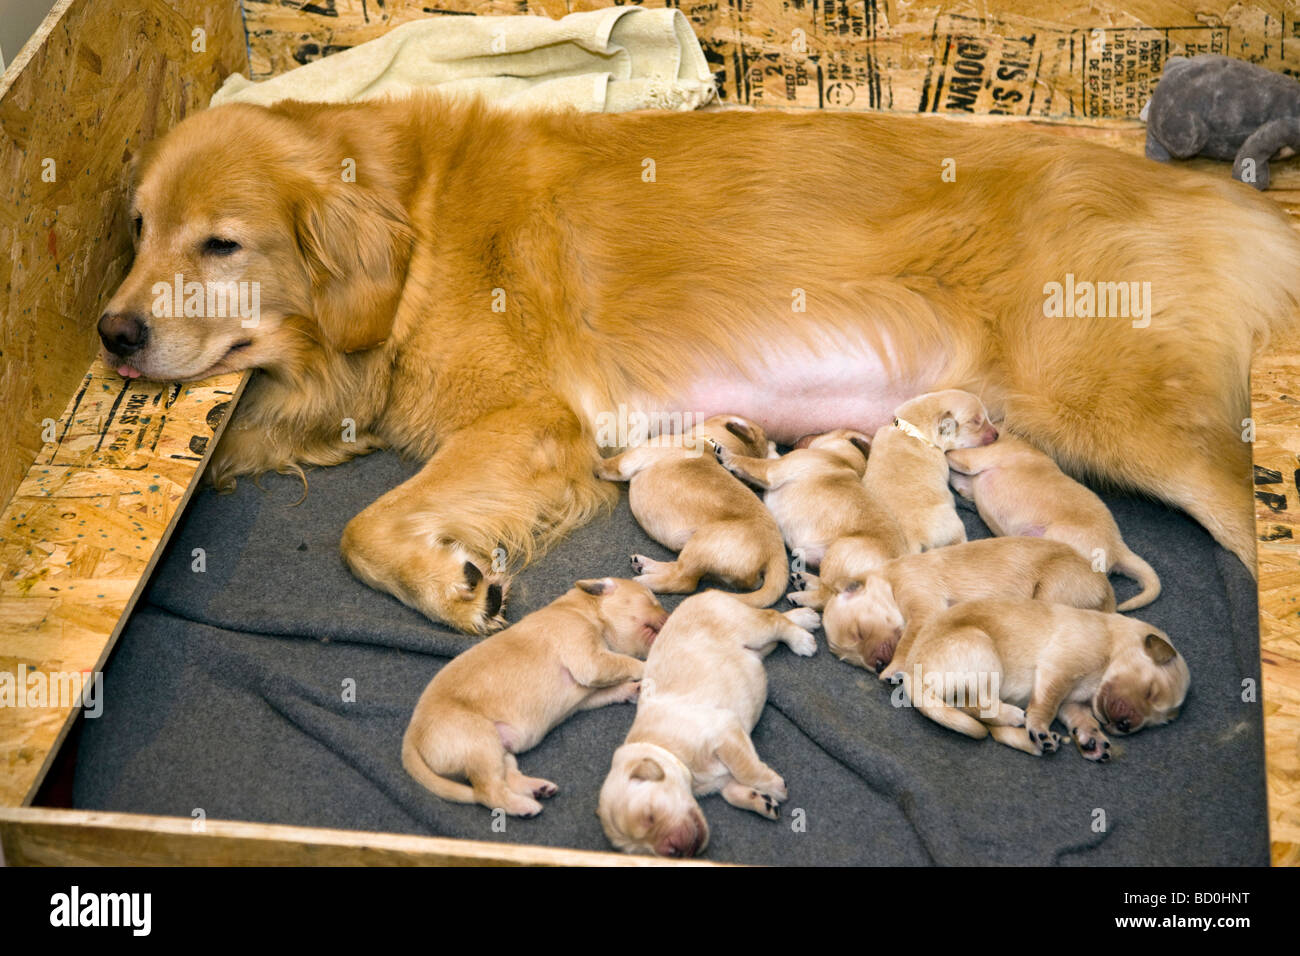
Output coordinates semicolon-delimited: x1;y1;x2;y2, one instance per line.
117;364;141;379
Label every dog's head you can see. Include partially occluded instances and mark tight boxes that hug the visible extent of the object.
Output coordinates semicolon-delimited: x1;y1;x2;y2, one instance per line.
693;415;770;458
895;390;998;451
99;103;412;382
1093;626;1190;735
597;743;709;858
575;578;668;657
822;575;903;674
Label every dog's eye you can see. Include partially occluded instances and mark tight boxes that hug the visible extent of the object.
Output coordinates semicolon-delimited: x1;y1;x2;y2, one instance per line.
202;237;241;256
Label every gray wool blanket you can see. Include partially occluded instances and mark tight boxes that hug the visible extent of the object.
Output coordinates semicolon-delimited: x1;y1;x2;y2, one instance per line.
72;449;1269;865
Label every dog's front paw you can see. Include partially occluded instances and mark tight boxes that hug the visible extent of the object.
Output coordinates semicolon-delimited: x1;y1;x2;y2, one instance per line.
761;775;789;805
783;607;821;632
750;789;781;820
1026;722;1061;755
704;437;727;461
1072;722;1112;763
615;679;642;704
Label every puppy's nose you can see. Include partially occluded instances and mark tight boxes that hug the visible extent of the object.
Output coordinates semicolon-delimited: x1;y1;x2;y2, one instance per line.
98;312;148;356
1116;718;1131;733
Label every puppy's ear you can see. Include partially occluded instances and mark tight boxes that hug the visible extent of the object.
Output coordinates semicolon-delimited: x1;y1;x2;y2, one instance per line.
938;413;957;438
847;433;872;460
577;578;615;596
630;758;664;782
296;182;413;353
724;417;759;446
1144;632;1177;665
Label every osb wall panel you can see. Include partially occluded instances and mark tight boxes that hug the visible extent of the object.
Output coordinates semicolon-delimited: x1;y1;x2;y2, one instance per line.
0;0;249;512
242;0;1300;114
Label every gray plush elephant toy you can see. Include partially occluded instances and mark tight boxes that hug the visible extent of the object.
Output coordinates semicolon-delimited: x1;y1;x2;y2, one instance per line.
1141;53;1300;189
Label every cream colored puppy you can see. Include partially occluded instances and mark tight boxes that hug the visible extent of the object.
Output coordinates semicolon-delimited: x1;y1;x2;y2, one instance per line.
817;537;1116;677
402;577;667;816
712;428;908;611
946;433;1161;611
596;415;788;606
863;390;998;554
597;590;819;858
893;598;1189;760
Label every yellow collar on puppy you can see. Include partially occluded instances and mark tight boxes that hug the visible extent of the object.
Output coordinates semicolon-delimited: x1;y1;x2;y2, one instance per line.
892;416;941;451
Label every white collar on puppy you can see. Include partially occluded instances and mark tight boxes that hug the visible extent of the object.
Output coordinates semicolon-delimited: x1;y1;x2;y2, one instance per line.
892;416;941;451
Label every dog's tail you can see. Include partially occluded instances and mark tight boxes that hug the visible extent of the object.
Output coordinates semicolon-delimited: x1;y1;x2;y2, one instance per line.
402;732;476;804
736;546;790;608
905;669;990;740
1113;549;1162;612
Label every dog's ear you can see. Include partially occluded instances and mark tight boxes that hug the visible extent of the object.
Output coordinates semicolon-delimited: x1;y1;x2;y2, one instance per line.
724;417;760;446
577;577;615;596
1144;632;1177;665
630;758;664;782
847;433;872;460
296;182;413;353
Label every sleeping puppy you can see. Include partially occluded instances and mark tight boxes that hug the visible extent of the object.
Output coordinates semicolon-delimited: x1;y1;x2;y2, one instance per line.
597;591;819;857
712;428;908;610
596;415;789;606
402;577;667;816
817;537;1116;676
864;389;998;554
892;597;1190;759
947;433;1161;611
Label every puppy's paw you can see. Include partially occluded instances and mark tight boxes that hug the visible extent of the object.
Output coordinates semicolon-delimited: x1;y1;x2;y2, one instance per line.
783;607;821;631
1072;723;1112;763
532;780;559;800
630;553;647;574
761;775;789;804
750;789;781;820
614;679;642;704
1026;723;1061;754
501;794;544;817
704;437;727;462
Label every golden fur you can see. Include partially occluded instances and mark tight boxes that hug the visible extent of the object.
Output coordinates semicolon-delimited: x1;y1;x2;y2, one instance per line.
947;433;1161;610
402;577;666;815
101;95;1300;632
891;598;1190;759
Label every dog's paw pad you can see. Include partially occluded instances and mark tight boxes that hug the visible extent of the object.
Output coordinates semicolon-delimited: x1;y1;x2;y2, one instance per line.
629;554;646;573
1029;727;1060;753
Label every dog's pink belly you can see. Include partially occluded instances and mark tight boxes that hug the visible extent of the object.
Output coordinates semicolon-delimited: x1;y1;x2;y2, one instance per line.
676;351;931;445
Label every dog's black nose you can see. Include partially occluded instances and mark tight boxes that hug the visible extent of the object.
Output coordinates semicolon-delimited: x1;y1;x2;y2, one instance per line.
1116;718;1130;733
98;312;148;356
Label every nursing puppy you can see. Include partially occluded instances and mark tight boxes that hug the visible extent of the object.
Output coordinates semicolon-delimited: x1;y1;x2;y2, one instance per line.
821;537;1117;676
864;390;999;554
947;433;1161;611
402;577;667;816
597;591;819;857
596;415;789;606
892;598;1190;760
713;428;907;610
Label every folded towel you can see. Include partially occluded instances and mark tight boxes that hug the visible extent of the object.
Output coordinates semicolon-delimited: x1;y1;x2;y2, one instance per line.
211;8;716;113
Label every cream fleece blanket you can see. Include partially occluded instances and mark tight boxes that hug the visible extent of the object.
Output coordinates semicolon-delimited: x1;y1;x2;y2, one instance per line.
211;8;716;113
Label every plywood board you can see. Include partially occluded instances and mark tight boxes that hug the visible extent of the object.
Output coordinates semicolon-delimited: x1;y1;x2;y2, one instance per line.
0;360;245;807
241;0;1300;116
0;0;249;512
0;806;712;865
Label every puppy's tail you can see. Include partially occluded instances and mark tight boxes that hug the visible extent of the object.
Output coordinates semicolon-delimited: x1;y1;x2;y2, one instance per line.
736;547;790;608
895;670;989;739
402;732;476;804
1113;549;1161;612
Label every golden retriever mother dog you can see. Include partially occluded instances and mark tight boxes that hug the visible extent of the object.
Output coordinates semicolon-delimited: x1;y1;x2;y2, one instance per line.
99;96;1300;632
